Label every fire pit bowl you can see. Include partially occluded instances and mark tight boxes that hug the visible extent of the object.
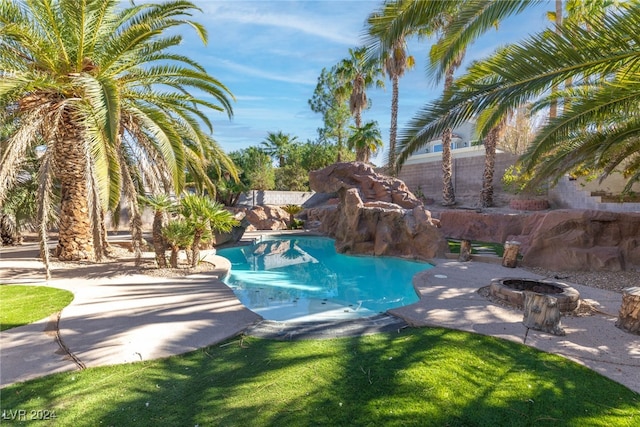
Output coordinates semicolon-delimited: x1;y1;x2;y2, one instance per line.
488;278;580;312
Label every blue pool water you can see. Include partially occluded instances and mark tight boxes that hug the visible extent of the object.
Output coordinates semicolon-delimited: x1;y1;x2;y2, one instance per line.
217;236;432;322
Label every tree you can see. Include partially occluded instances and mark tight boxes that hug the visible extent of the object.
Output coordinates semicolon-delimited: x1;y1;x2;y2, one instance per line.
162;220;193;269
500;104;539;155
386;0;546;206
179;194;237;267
140;194;174;268
261;131;297;168
309;67;352;161
480;119;506;208
230;147;275;191
371;0;466;204
336;47;384;162
365;1;416;176
347;121;384;164
0;0;234;275
397;2;640;193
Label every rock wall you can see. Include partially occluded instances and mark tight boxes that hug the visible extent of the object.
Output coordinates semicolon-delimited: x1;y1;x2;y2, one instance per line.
439;209;640;271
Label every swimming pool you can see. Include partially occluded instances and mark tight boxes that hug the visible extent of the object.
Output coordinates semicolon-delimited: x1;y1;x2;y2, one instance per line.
217;236;432;322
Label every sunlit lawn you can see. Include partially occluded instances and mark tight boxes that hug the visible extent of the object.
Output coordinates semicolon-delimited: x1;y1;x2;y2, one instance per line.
0;285;74;331
2;329;638;426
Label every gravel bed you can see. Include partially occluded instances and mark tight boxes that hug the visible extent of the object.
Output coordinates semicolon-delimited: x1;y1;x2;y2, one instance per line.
522;267;638;294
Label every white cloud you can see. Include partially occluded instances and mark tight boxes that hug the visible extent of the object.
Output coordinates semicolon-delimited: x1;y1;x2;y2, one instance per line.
196;1;359;46
210;56;317;85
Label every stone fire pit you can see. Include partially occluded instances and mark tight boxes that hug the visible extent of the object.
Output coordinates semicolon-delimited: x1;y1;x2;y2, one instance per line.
488;278;580;312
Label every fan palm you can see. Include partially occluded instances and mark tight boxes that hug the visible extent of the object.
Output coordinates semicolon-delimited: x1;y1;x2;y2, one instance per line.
347;121;384;164
365;0;416;176
397;3;640;192
261;131;297;168
0;0;235;276
162;219;194;269
179;194;237;267
336;47;384;162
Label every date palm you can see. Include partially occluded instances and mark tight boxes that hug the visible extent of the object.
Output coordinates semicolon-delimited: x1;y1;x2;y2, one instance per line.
371;0;465;204
0;0;234;276
397;3;640;192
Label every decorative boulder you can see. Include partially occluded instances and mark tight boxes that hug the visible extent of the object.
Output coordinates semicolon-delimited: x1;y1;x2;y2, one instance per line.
244;205;289;231
309;162;447;260
309;162;423;209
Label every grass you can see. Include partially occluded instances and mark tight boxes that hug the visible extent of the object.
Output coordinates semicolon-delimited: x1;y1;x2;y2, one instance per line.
0;285;74;331
448;239;506;257
2;329;638;426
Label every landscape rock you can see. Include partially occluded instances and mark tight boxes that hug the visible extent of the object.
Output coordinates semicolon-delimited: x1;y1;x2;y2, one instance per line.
308;163;447;260
243;205;289;231
438;208;640;271
309;162;422;209
520;209;640;272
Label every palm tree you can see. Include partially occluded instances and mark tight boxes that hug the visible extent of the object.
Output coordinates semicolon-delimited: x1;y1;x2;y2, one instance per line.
384;0;545;206
346;121;384;164
397;3;640;192
480;118;506;207
140;194;175;268
365;1;416;176
0;1;235;276
261;131;297;168
162;220;194;269
370;0;465;204
282;204;303;229
336;47;385;162
179;194;238;267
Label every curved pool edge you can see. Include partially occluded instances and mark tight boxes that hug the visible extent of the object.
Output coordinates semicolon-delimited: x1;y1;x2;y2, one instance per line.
215;233;435;323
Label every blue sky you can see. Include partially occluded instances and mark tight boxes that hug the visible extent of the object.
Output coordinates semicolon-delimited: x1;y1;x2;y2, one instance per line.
178;0;552;165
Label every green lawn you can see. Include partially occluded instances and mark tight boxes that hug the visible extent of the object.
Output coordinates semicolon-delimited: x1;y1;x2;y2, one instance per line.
0;285;74;331
2;329;638;426
448;239;506;257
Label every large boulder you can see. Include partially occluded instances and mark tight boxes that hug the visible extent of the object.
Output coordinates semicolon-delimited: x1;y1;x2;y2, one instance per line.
308;163;447;260
309;162;422;209
244;205;289;231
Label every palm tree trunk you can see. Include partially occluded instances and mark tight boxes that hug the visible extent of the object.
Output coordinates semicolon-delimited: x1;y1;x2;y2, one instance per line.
153;211;167;268
441;63;458;206
388;75;399;176
54;125;94;261
191;230;202;267
169;245;179;268
480;126;500;208
441;127;456;206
